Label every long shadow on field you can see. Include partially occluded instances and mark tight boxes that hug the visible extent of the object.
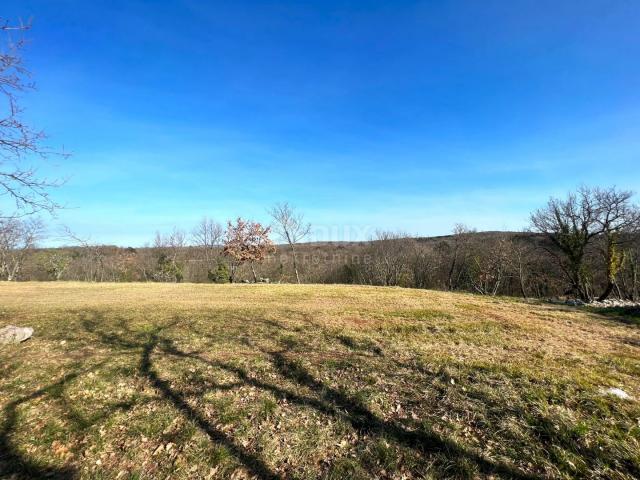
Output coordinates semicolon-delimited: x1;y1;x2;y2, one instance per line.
0;358;140;480
0;373;81;480
81;317;283;480
264;342;539;479
0;359;131;480
79;314;541;480
156;323;539;479
139;332;282;480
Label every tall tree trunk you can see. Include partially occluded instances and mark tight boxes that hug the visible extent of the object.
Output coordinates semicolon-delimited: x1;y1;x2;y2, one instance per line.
570;261;591;301
598;236;623;302
7;260;19;281
598;282;614;302
517;258;528;299
632;261;638;301
518;272;528;299
290;243;300;284
229;264;236;283
251;262;257;283
614;281;623;299
447;251;457;291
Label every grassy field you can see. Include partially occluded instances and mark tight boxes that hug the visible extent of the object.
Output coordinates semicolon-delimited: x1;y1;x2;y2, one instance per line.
0;283;639;480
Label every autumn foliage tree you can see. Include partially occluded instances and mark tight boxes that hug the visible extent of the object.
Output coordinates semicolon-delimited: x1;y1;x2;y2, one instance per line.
222;218;275;283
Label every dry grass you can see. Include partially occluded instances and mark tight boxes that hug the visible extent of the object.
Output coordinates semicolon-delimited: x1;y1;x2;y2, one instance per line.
1;282;639;479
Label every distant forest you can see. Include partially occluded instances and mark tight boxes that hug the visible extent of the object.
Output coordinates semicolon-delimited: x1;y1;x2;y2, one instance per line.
2;187;640;302
3;229;639;302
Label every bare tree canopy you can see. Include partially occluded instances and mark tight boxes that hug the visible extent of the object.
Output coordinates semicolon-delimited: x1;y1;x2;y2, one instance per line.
364;230;413;287
446;223;475;291
531;187;602;300
191;217;223;265
268;202;310;283
531;186;640;301
1;19;65;217
61;226;109;282
0;215;43;280
151;228;187;282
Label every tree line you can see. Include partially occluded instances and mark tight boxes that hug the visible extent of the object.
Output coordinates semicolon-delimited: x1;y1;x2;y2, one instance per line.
1;188;639;302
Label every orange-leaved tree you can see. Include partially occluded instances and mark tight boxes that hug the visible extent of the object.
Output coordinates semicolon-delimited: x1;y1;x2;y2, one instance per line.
222;218;275;283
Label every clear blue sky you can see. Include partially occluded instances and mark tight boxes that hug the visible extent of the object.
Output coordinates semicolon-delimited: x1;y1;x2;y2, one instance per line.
4;1;640;246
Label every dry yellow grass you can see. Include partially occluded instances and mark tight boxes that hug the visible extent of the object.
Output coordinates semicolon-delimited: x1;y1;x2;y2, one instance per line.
1;282;639;479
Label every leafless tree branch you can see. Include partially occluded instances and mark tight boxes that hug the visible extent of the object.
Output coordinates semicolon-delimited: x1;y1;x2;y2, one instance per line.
0;18;68;217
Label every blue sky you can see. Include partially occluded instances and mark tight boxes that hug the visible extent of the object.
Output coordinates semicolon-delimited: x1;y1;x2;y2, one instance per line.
3;0;640;246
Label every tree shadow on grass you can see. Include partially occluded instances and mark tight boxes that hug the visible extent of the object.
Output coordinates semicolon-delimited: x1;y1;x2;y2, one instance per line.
156;322;540;479
138;331;283;480
0;360;130;480
0;372;82;480
10;306;636;479
80;315;283;480
265;348;539;479
77;313;542;479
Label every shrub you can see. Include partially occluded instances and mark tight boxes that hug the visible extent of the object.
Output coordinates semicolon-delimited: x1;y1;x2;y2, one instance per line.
153;253;184;283
208;262;230;283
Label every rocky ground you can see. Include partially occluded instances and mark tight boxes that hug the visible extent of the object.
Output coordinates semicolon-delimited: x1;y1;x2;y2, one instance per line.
552;297;640;308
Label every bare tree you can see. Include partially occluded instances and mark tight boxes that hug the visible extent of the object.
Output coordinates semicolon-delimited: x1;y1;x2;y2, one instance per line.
410;243;437;289
508;235;535;299
152;228;186;282
531;186;640;301
191;217;223;267
268;202;310;283
446;224;475;291
363;230;413;286
0;216;43;280
531;187;603;301
62;227;107;282
39;251;71;280
1;19;66;216
154;228;186;262
223;218;275;283
468;235;511;296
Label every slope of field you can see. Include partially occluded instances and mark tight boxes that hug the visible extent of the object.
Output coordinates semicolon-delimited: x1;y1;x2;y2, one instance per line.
1;283;639;479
